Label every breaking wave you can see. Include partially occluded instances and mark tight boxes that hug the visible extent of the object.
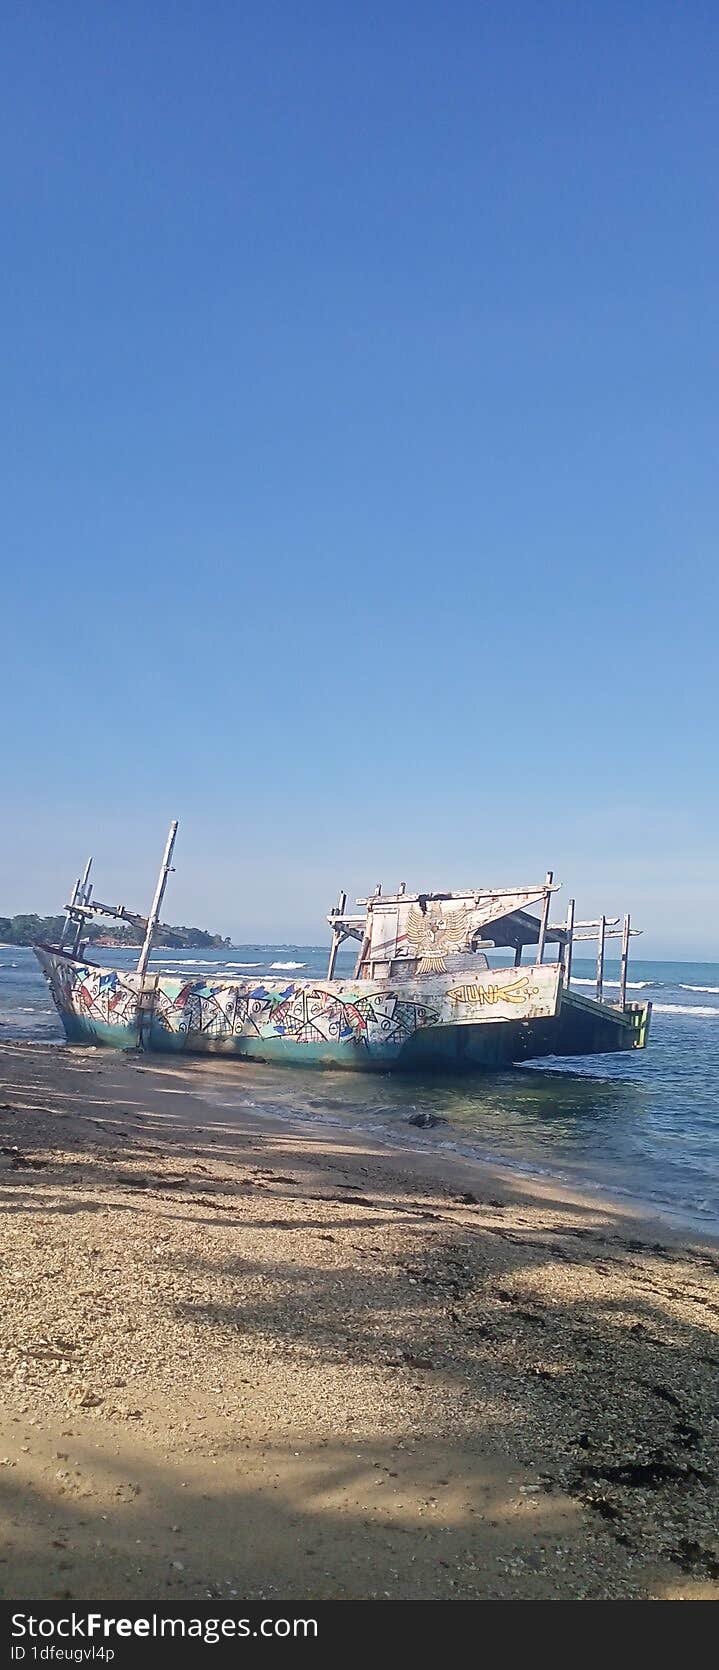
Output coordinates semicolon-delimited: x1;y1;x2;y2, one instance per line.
149;956;216;966
270;960;305;970
653;1003;719;1018
680;984;719;994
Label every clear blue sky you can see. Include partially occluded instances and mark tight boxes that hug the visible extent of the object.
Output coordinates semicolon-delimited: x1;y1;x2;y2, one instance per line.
2;2;717;955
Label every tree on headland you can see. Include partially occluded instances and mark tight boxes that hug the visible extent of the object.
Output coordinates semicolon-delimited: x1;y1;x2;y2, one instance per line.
0;914;66;946
0;913;230;948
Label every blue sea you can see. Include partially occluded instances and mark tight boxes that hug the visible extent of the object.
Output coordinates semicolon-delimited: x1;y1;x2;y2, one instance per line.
1;942;718;1234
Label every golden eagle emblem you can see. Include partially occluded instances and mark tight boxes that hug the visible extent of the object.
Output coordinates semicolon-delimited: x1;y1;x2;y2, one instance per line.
405;901;475;974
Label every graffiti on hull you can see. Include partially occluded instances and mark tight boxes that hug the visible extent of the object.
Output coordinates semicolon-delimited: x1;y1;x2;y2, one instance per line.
37;954;443;1054
45;958;141;1031
152;976;439;1051
448;975;541;1007
36;951;563;1059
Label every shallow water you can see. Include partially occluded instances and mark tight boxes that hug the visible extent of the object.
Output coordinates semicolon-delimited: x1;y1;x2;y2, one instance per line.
1;943;718;1233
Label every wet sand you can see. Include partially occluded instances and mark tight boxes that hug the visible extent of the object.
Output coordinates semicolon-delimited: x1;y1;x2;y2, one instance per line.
1;1039;718;1601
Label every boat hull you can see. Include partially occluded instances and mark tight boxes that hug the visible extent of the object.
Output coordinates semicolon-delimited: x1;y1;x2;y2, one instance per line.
34;948;650;1072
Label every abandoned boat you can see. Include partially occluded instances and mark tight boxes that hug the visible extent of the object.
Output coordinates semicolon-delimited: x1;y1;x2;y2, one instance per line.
35;821;651;1073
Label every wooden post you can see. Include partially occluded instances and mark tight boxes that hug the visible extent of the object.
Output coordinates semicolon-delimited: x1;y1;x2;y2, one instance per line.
618;912;631;1009
65;856;92;954
536;871;553;964
354;904;373;979
562;898;575;988
136;821;179;978
596;913;606;1003
327;890;347;980
514;943;523;967
62;873;82;950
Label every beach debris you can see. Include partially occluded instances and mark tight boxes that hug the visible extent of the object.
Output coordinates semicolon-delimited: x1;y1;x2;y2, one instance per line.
406;1113;447;1129
66;1378;103;1406
581;1489;622;1521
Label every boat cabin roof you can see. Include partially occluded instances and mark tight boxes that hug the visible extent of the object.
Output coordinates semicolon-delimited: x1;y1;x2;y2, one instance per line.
330;884;569;956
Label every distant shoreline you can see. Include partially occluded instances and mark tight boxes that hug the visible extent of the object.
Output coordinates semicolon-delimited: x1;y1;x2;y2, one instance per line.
91;940;228;951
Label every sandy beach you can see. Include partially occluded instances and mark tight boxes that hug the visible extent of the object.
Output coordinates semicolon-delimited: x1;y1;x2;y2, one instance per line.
1;1039;718;1602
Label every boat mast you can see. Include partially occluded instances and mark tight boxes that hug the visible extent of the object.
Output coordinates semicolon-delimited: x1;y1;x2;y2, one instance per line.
535;871;553;963
70;858;94;955
561;897;575;988
595;913;607;1003
136;821;179;977
618;913;631;1009
61;856;93;953
326;889;347;980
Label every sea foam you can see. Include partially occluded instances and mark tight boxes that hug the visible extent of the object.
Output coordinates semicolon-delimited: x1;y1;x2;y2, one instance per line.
653;1002;719;1018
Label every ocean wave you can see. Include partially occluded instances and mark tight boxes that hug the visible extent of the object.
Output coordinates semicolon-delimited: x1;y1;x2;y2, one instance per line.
653;1002;719;1018
607;979;650;989
155;961;213;975
680;984;719;994
155;960;265;975
149;957;217;966
270;960;305;970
